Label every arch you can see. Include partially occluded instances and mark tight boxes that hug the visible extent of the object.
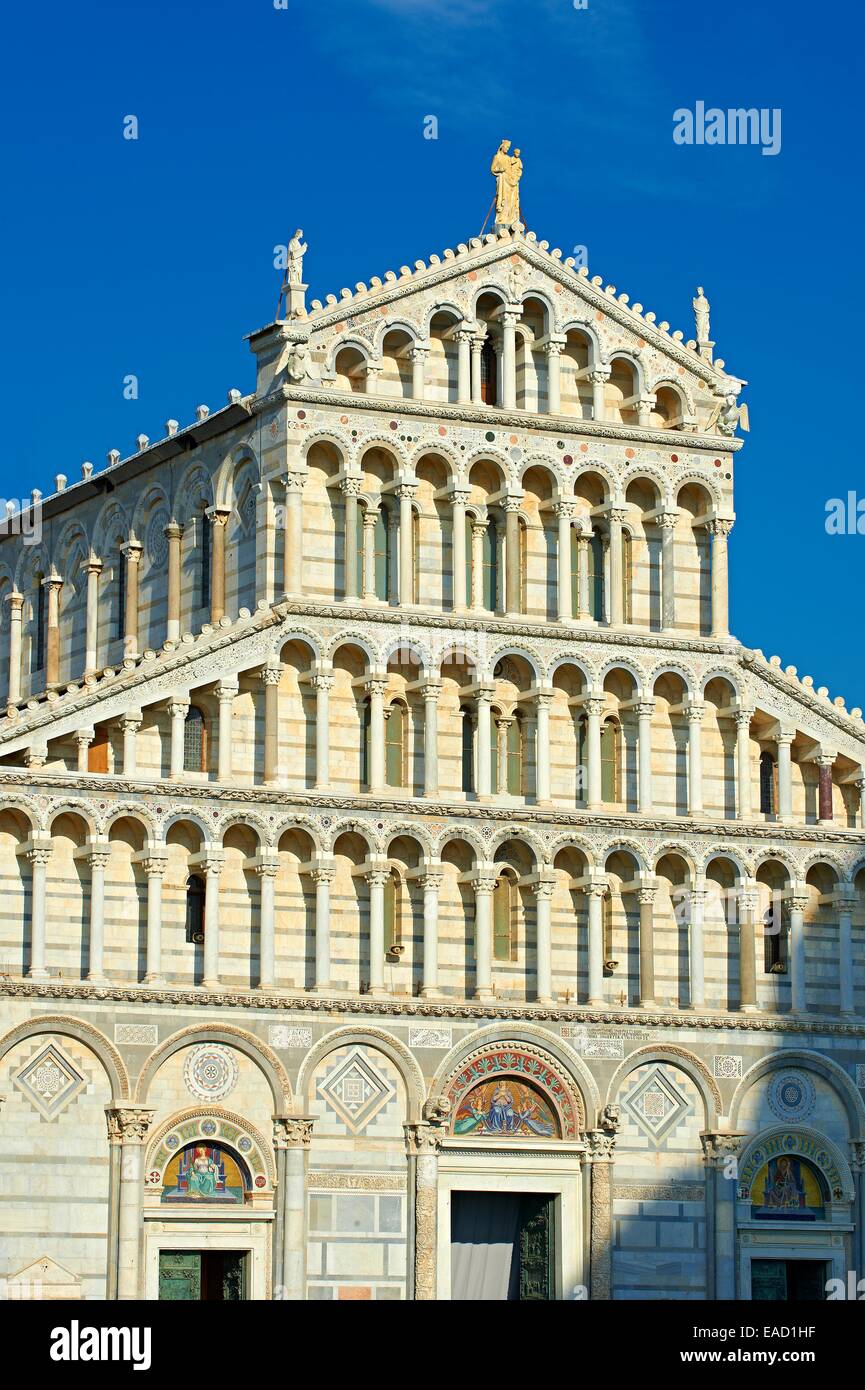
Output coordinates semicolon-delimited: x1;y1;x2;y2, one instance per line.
145;1105;276;1188
601;839;649;874
699;666;742;700
92;500;133;561
295;1025;425;1123
134;1024;292;1110
0;797;37;835
45;801;98;838
605;1044;721;1126
174;462;213;523
162;809;212;844
0;1014;130;1100
485;643;540;684
326;631;378;668
103;803;158;841
648;661;696;698
736;1125;855;1205
272;812;323;853
730;1050;865;1138
652;841;698;878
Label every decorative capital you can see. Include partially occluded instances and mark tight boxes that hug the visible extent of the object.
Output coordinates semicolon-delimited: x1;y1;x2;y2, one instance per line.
106;1106;155;1143
261;664;282;688
585;1128;616;1160
284;471;307;494
273;1115;314;1149
700;1131;746;1165
310;671;334;693
405;1120;445;1157
340;475;363;498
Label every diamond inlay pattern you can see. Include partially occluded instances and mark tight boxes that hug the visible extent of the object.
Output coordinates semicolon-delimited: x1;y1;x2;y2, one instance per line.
14;1042;87;1122
317;1047;396;1134
622;1066;690;1145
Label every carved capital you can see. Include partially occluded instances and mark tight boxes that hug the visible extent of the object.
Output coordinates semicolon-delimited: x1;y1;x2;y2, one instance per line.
106;1106;155;1143
273;1115;314;1149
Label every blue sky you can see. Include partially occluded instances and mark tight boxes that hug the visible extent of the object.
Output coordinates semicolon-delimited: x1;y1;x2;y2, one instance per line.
2;0;862;703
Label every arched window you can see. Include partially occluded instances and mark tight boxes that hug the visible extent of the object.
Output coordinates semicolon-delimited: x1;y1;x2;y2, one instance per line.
460;705;475;793
588;530;605;621
760;751;776;815
384;869;402;954
385;700;407;788
115;546;126;641
600;718;620;803
31;573;45;673
480;339;497;405
200;512;211;610
763;898;787;974
482;517;499;610
493;873;517;961
185;874;205;943
184;706;207;773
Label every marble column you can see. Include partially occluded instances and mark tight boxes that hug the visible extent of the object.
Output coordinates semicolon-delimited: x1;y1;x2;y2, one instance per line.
361;506;378;601
107;1107;154;1300
533;878;555;1004
85;554;103;674
341;477;361;600
586;881;606;1006
5;591;23;705
262;663;282;784
207;509;229;623
410;346;428;401
575;530;591;621
535;690;553;805
456;329;473;404
776;731;794;821
141;850;167;984
84;843;110;983
638;883;656;1007
636;700;654;813
470;521;486;610
817;754;835;825
164;521;182;642
366;677;387;792
202;853;224;990
473;869;496;1000
708;519;732;638
273;1117;313;1300
585;697;604;810
76;727;94;773
737;882;759;1012
587;1121;618;1299
504;497;522;616
397;484;416;605
836;887;856;1017
658;511;678;631
122;541;142;658
421;682;441;797
735;709;753;820
216;680;238;782
311;672;333;789
687;702;706;816
450;489;469;612
589;367;610;422
470;338;484;405
689;879;707;1009
311;861;335;991
545;339;564;415
555;502;574;621
788;888;808;1013
419;866;443;998
608;508;626;627
366;866;389;996
119;710;141;778
405;1119;446;1300
44;572;62;686
283;472;306;597
495;716;511;797
25;839;52;979
167;698;190;778
501;308;519;409
255;853;279;990
701;1133;745;1301
475;687;493;797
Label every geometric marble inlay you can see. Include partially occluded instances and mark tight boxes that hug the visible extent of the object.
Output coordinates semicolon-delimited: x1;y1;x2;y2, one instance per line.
13;1043;87;1122
622;1066;690;1144
183;1045;239;1103
318;1047;395;1134
767;1071;816;1123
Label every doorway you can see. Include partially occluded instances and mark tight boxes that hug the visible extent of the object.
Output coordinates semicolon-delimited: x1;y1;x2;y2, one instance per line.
158;1250;247;1301
450;1191;554;1300
750;1259;828;1301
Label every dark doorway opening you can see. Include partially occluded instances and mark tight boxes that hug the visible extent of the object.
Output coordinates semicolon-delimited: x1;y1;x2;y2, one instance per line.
450;1191;554;1300
158;1250;247;1301
751;1259;828;1301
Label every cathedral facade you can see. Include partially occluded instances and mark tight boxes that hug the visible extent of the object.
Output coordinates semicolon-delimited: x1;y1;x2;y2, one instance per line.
1;219;864;1303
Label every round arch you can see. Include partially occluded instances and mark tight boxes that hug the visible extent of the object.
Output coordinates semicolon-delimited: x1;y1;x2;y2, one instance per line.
729;1049;865;1138
605;1044;722;1127
134;1024;292;1110
295;1026;426;1124
0;1014;130;1101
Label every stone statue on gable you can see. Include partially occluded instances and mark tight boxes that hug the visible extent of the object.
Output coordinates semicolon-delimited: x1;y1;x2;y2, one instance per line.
490;140;523;229
287;229;307;284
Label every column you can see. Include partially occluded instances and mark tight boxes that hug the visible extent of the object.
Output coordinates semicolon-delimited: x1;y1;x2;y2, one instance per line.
638;882;656;1008
475;688;493;798
788;887;808;1014
586;881;606;1006
85;555;103;673
202;853;224;990
637;393;656;428
737;882;759;1012
501;308;519;409
585;697;604;810
817;754;835;825
450;489;469;612
92;827;127;970
555;502;573;621
361;506;378;600
5;591;23;704
735;709;753;820
207;510;229;622
273;1117;313;1300
141;851;167;984
470;337;484;405
587;1123;617;1299
311;672;333;789
495;716;511;796
366;866;388;996
256;853;279;990
473;870;495;1000
119;710;141;778
107;1107;154;1300
25;840;52;979
470;521;486;610
608;508;626;627
534;879;554;1004
687;702;705;816
589;366;610;421
701;1134;745;1300
44;572;62;686
283;472;306;597
262;664;281;784
419;866;442;998
122;541;142;657
311;861;335;991
535;691;552;805
858;776;865;830
545;339;564;415
708;519;732;638
689;878;707;1009
836;888;856;1017
776;731;794;821
341;477;361;600
636;700;654;813
387;511;400;605
421;682;440;797
576;529;591;620
410;345;428;401
167;698;189;778
366;677;387;792
405;1120;446;1301
659;512;677;631
397;483;416;605
216;680;238;782
455;329;473;404
76;727;94;773
164;522;182;641
504;497;522;615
